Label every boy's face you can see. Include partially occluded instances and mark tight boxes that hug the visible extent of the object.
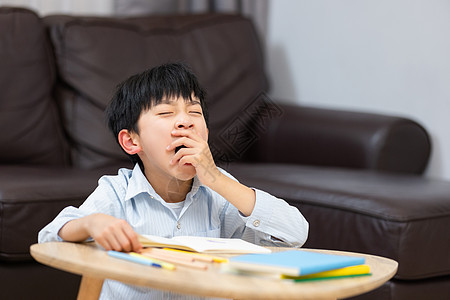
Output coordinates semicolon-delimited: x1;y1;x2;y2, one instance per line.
132;96;208;183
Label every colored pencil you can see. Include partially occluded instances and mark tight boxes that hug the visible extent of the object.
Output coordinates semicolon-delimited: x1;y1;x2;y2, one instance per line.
162;248;228;263
129;252;176;270
140;249;209;270
108;251;175;271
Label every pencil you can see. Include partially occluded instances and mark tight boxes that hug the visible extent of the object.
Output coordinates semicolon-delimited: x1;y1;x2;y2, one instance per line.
108;251;175;271
140;250;209;270
143;248;195;262
162;248;228;263
129;252;176;270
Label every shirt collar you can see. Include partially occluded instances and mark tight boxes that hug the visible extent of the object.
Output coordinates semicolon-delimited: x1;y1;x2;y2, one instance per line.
189;174;203;196
124;164;205;203
124;164;158;202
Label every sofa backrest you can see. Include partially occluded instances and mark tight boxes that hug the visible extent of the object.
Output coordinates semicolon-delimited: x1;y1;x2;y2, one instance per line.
0;7;68;166
44;13;268;169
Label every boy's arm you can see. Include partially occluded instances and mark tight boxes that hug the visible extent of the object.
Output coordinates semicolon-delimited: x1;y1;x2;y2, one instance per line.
58;213;142;252
225;188;309;247
170;130;308;246
201;171;256;216
39;170;142;252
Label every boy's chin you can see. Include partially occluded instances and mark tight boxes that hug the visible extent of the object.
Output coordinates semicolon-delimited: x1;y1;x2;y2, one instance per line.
173;164;196;181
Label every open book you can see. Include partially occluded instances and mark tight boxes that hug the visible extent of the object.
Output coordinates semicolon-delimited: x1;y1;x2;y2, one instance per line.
138;234;271;254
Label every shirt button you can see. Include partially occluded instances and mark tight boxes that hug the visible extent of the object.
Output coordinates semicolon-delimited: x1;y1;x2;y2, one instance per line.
176;222;181;230
253;220;260;227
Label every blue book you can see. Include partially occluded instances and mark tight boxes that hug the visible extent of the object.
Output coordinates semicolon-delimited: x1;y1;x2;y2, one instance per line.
227;250;365;276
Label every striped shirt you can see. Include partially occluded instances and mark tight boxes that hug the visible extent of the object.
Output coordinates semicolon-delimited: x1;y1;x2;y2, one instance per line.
39;164;308;299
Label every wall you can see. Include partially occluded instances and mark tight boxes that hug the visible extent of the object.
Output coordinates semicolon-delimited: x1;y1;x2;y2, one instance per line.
0;0;113;15
2;0;448;179
266;0;450;180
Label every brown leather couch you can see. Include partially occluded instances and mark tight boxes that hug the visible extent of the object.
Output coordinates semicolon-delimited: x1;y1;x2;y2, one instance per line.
0;7;449;300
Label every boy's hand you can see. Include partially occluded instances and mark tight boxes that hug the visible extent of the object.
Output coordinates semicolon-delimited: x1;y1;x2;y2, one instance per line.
86;213;142;252
168;129;221;187
59;213;142;252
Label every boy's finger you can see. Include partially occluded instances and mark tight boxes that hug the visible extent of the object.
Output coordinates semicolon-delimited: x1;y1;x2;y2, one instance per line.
170;147;197;165
130;238;142;252
114;229;133;252
178;155;195;167
122;225;142;252
171;129;203;141
167;137;197;152
96;236;112;251
108;232;127;251
113;223;140;252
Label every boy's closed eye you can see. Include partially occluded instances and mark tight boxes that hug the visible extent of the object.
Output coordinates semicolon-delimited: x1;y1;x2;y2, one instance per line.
157;111;173;116
156;110;201;116
189;110;203;115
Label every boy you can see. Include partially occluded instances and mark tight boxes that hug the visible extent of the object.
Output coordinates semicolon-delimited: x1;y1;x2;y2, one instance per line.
39;63;308;299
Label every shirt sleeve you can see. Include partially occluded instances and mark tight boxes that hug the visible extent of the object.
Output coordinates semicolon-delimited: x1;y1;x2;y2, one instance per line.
241;188;309;248
218;169;309;248
38;173;127;243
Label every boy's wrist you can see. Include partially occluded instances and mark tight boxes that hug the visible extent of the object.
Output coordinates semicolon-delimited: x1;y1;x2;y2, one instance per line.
197;166;223;188
58;216;91;242
204;172;256;217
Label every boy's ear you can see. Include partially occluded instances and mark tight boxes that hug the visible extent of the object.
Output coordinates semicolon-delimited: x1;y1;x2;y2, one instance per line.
118;129;141;155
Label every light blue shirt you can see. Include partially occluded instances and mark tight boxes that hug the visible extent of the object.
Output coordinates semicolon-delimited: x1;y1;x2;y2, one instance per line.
39;164;308;300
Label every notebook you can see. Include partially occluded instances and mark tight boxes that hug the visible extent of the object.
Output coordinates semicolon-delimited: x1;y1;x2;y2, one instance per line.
282;264;371;281
227;250;365;277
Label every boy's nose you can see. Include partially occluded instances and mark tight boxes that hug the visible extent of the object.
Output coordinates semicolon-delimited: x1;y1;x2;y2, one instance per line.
175;118;194;130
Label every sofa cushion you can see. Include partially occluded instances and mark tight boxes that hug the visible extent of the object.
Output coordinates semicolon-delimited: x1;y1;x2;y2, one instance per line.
0;7;67;166
44;13;268;169
0;165;117;261
226;163;450;280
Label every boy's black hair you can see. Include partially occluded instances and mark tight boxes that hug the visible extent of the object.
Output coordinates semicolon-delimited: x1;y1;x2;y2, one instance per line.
105;62;208;168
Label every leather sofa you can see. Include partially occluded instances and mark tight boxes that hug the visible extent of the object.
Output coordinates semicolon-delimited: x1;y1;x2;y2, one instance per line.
0;6;449;300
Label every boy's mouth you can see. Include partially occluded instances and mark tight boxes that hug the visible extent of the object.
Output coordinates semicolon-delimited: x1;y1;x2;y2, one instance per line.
175;145;187;153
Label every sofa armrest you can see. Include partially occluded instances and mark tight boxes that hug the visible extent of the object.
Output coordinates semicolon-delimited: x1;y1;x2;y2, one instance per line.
245;104;431;174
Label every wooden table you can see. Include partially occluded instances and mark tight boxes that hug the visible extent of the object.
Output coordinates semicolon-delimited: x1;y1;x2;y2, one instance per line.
30;242;397;300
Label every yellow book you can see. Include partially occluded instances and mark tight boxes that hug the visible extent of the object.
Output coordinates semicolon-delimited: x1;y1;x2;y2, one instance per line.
282;264;371;281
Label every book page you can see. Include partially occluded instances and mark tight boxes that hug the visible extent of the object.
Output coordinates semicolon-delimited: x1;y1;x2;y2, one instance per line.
139;235;192;250
172;236;271;253
139;235;271;254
